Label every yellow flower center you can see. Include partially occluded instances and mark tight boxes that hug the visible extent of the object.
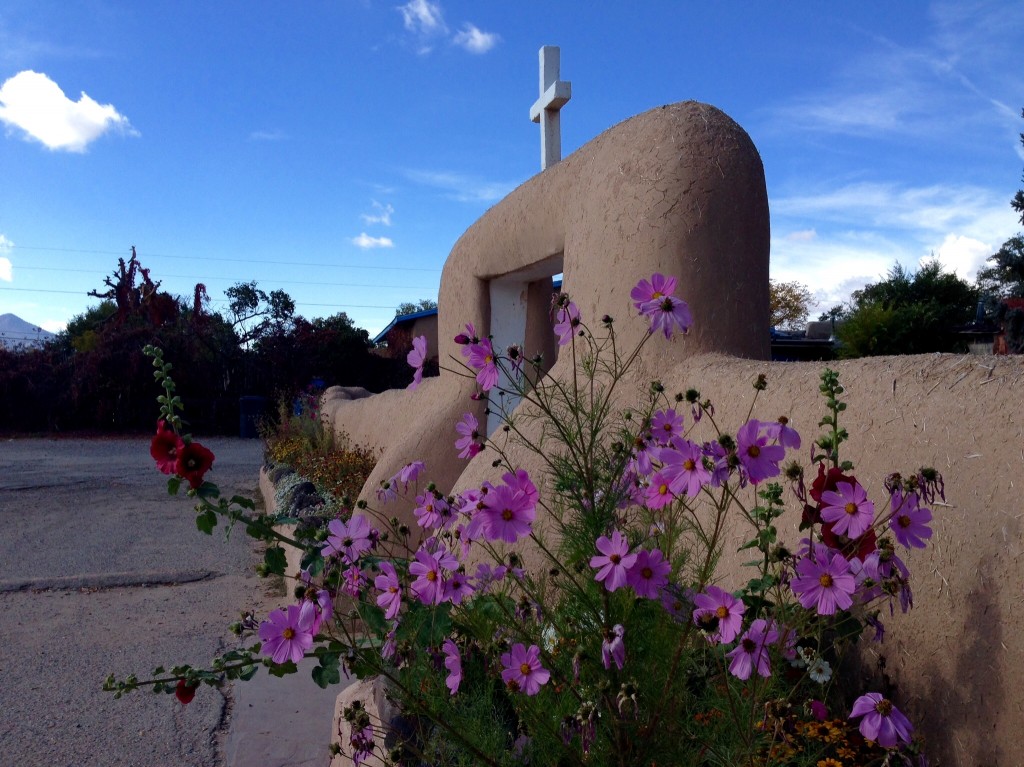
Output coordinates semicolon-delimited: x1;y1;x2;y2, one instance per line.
818;573;833;588
683;459;696;471
502;508;514;521
283;628;295;640
875;698;893;716
898;514;912;528
426;571;437;582
747;445;761;458
658;484;669;496
844;502;857;516
715;606;729;619
520;663;532;676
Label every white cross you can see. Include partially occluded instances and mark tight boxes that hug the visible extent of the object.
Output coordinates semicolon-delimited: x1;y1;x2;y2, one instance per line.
529;46;571;170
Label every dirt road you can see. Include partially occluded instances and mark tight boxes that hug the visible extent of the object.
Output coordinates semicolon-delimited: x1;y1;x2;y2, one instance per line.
0;436;265;767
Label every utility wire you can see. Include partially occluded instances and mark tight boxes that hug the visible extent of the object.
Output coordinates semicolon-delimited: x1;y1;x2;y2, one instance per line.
8;264;432;290
9;245;443;272
0;286;400;310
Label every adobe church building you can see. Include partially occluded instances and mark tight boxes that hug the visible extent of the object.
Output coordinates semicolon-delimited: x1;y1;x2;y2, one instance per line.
313;50;1023;765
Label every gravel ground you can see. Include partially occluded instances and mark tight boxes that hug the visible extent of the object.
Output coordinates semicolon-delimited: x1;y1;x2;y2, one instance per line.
0;436;266;767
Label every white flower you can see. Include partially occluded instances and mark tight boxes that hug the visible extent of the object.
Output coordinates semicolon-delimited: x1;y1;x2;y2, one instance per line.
808;657;832;684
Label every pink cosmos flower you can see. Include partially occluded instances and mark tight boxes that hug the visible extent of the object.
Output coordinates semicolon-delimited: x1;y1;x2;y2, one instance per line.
467;338;499;391
692;585;746;644
627;548;671;599
849;692;914;748
442;638;462;695
889;490;933;549
554;301;581;346
396;460;426;488
791;547;856;615
454;412;483;459
443;570;474;605
726;618;779;680
414;491;449;529
500;643;550;695
631;274;693;338
661;439;711;498
651;408;685;445
821;480;875;539
258;603;316;664
376;479;397;505
480;480;536;543
341;566;367;598
375;561;402;620
590;530;638;592
736;419;785;484
406;335;428;390
323;515;374;564
409;545;458;605
601;624;626;670
630;273;677;311
302;588;333;633
763;416;801;449
455;323;478;356
643;470;676;509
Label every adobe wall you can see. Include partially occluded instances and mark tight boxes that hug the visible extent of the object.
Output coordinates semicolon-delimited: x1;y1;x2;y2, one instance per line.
321;99;1023;762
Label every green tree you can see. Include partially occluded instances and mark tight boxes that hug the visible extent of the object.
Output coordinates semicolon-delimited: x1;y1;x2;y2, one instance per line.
769;279;814;330
225;281;296;346
395;298;438;316
835;259;978;357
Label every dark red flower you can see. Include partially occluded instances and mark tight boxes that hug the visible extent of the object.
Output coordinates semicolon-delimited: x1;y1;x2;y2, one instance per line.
151;423;183;475
175;679;198;705
175;442;215;489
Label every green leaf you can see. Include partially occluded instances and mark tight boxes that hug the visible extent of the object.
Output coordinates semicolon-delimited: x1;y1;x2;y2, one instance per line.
237;664;259;681
231;495;256;511
263;547;287;576
300;550;325;576
267;661;298;678
311;654;341;689
196;509;217;535
359;604;388;636
167;476;181;495
195;482;220;500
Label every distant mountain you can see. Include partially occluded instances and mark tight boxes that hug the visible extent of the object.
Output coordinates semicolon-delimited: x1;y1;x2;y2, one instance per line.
0;313;57;350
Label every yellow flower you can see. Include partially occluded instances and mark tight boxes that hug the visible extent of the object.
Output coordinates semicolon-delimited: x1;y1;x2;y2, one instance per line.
816;759;843;767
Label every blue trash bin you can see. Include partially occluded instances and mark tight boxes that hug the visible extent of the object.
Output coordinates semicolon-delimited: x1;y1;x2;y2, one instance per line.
239;396;268;438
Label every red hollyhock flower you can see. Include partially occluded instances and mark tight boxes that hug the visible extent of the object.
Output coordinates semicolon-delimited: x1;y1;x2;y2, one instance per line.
150;421;183;475
175;679;198;704
175;442;215;489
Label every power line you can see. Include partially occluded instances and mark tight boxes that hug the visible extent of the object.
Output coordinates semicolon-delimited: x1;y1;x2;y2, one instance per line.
9;244;443;272
0;286;402;310
8;264;433;290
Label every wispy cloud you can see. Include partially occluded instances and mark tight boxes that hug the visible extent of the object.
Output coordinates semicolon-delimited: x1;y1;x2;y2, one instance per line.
398;0;447;53
0;234;12;282
769;0;1023;146
404;169;514;203
0;70;137;152
396;0;499;55
352;233;394;249
361;200;394;226
249;129;286;141
453;23;500;54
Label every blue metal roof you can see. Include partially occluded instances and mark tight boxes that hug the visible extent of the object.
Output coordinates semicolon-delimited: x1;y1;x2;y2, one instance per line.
372;307;438;346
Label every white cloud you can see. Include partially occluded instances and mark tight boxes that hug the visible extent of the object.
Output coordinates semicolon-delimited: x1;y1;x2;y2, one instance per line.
352;233;394;249
453;23;500;54
40;319;66;334
361;200;394;226
0;70;137;152
0;234;12;281
769;180;1018;315
930;233;992;280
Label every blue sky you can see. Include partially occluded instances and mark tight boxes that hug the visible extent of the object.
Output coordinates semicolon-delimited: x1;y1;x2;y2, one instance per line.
1;0;1022;336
